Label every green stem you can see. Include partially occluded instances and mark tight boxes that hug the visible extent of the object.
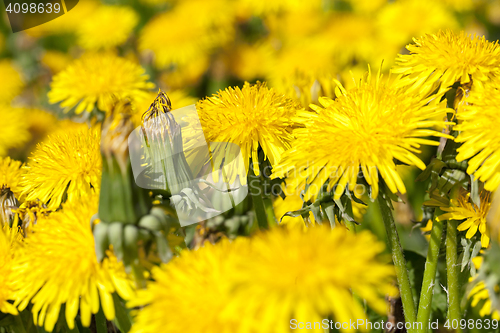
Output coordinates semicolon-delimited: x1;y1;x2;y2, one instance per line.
378;196;417;332
416;213;444;333
263;197;277;227
248;169;269;229
446;219;461;332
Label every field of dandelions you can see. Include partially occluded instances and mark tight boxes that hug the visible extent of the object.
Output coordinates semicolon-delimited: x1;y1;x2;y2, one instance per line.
1;0;500;332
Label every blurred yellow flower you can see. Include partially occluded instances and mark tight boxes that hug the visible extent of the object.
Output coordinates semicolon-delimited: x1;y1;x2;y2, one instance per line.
377;0;458;48
128;240;243;333
48;53;154;114
227;42;274;81
321;13;380;66
393;30;500;93
343;0;386;13
21;127;101;209
469;281;500;319
159;55;210;89
238;0;322;16
41;51;73;74
438;189;491;248
0;60;24;104
24;0;99;37
139;0;234;69
77;5;138;50
237;226;397;333
455;84;500;192
0;106;31;156
268;39;337;85
272;70;451;201
0;225;22;315
469;256;500;320
13;197;135;332
129;226;396;333
196;82;303;182
272;70;336;109
0;157;23;199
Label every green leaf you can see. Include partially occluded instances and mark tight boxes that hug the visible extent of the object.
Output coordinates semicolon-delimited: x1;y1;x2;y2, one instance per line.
112;294;132;333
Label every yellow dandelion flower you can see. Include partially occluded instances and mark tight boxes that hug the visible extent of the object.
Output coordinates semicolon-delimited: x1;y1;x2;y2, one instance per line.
21;127;101;209
272;70;451;201
0;106;31;156
128;240;244;333
438;189;492;248
139;0;234;69
196;82;303;181
454;85;500;191
268;40;337;86
129;226;396;333
469;281;500;320
237;227;397;333
272;70;336;109
77;5;138;50
13;197;135;332
343;0;386;13
48;53;154;114
488;189;500;239
228;42;274;81
237;0;321;16
25;109;59;144
321;13;379;66
0;157;23;198
0;60;24;103
41;51;73;74
377;0;458;48
0;225;22;315
469;257;500;320
393;30;500;93
159;55;210;89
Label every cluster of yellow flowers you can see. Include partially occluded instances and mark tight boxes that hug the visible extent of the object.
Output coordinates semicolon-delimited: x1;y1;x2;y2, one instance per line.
1;0;500;332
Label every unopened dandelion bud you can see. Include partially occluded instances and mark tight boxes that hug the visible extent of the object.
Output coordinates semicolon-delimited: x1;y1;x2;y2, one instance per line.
140;90;194;195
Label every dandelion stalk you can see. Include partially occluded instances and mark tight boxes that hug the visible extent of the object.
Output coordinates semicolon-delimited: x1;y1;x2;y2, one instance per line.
378;195;417;332
446;219;462;331
248;167;270;229
416;211;444;333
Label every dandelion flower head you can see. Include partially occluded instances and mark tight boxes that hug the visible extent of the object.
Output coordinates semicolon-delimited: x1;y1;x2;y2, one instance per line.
0;224;22;315
0;106;31;156
0;60;24;103
13;197;134;331
438;189;492;248
128;240;244;333
196;82;303;182
272;69;451;201
0;157;23;198
77;5;138;50
455;83;500;192
393;30;500;93
48;53;154;114
21;127;101;209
